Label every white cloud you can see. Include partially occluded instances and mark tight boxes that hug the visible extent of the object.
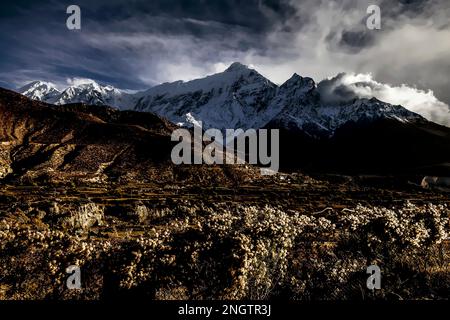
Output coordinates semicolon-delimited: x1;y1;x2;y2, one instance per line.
318;72;450;127
66;77;98;87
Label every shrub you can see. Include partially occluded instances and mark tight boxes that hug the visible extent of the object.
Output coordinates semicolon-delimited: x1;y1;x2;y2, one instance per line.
0;201;448;300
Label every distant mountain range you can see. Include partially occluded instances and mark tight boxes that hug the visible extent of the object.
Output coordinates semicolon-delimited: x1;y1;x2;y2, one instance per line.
19;62;427;138
9;62;450;176
19;80;133;109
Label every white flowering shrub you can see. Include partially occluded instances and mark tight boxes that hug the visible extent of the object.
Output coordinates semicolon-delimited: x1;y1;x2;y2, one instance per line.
0;201;448;300
65;202;105;231
0;219;111;299
335;202;449;269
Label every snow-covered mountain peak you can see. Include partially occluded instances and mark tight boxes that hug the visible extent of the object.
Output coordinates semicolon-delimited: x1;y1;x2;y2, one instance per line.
279;74;316;98
268;86;425;138
54;81;133;107
19;79;134;109
19;80;57;91
225;62;250;72
17;64;432;137
133;62;278;129
18;81;60;102
65;80;115;93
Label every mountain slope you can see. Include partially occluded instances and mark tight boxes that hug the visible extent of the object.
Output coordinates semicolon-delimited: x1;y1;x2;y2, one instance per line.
0;88;255;184
53;81;135;108
133;65;426;135
19;80;135;109
18;81;61;102
18;63;433;137
134;62;279;130
267;117;450;175
12;63;450;175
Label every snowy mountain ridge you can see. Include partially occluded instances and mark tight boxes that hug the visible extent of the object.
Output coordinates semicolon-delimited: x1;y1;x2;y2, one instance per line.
18;63;426;136
18;81;61;103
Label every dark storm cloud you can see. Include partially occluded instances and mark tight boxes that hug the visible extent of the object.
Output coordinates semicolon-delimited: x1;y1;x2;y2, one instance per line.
89;0;295;34
0;0;301;90
317;73;359;104
0;0;141;88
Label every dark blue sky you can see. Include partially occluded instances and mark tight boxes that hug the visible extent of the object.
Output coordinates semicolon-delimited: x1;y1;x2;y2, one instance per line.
0;0;298;90
1;0;449;109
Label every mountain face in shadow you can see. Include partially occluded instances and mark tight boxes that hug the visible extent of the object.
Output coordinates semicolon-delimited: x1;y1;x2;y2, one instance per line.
266;118;450;176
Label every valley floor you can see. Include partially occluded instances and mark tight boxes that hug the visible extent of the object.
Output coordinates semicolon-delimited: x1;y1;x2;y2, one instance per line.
0;174;449;300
